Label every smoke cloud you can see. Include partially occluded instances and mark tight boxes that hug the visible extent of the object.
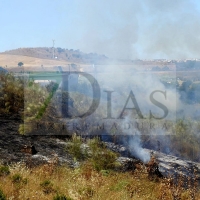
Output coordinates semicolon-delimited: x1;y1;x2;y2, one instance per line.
72;0;200;59
55;64;181;162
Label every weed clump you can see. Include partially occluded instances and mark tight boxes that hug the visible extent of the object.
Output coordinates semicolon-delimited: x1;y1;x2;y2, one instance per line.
0;166;10;176
11;173;27;185
67;136;119;171
66;134;88;161
12;174;23;183
88;137;119;171
53;193;73;200
40;180;55;194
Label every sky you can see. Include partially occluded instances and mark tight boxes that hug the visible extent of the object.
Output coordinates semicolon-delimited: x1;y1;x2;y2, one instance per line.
1;0;200;59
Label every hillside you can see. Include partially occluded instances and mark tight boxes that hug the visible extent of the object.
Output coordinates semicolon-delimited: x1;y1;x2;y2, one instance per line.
0;47;180;76
1;47;109;65
0;54;200;199
0;54;72;69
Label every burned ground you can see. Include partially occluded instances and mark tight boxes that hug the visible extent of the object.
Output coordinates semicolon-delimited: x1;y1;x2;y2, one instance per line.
1;114;200;188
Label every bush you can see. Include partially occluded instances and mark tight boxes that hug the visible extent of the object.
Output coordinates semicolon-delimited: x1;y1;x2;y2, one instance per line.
172;120;200;161
40;180;55;194
53;193;73;200
0;73;24;114
12;174;23;183
11;174;27;185
67;134;88;161
19;79;53;134
0;166;10;176
88;137;119;171
0;189;6;200
57;47;65;53
18;62;23;67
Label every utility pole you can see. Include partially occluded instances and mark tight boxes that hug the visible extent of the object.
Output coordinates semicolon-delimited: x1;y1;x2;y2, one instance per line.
52;39;55;59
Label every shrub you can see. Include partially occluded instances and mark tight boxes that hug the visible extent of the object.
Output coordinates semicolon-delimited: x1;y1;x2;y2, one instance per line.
53;193;73;200
88;137;119;171
0;166;10;176
0;189;6;200
57;47;65;53
67;134;88;161
40;180;51;186
0;73;24;114
40;180;55;194
11;174;27;185
100;169;110;176
172;119;200;161
18;62;23;67
12;174;23;183
19;80;53;134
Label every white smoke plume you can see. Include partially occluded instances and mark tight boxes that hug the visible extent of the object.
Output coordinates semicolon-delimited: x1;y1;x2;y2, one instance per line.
70;0;200;60
66;64;181;162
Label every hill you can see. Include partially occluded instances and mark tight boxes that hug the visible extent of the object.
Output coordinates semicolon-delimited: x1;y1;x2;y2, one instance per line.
0;54;71;69
0;47;178;73
1;47;109;64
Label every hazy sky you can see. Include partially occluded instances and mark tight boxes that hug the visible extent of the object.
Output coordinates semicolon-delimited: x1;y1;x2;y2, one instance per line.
1;0;200;59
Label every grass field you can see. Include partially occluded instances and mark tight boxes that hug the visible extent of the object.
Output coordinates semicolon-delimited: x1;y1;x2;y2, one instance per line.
0;54;71;69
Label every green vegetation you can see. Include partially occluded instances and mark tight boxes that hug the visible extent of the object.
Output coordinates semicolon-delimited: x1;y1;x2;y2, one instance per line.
1;72;200;162
0;166;10;176
67;135;119;169
35;82;58;119
19;79;50;134
0;160;199;199
53;193;72;200
20;79;58;134
66;135;119;171
0;72;24;114
12;174;23;183
29;72;62;83
66;134;88;161
1;71;200;199
172;119;200;160
17;62;24;67
40;180;55;194
88;137;119;171
12;173;27;185
0;189;6;200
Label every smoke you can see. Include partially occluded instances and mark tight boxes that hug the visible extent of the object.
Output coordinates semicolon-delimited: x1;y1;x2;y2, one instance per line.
129;137;150;163
57;64;181;162
146;0;200;59
96;64;179;119
74;0;140;59
97;65;179;162
46;0;200;162
71;0;200;59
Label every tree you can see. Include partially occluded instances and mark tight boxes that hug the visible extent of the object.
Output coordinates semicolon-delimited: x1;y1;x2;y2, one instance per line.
57;47;64;53
18;62;24;67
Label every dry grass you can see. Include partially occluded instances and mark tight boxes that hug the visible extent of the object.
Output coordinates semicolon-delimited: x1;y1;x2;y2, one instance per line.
0;159;200;200
0;54;72;69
